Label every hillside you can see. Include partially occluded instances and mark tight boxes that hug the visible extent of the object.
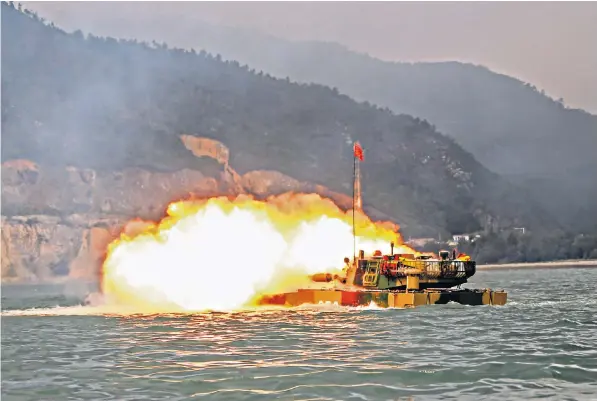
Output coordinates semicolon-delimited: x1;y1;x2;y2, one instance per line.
1;2;553;241
111;19;597;231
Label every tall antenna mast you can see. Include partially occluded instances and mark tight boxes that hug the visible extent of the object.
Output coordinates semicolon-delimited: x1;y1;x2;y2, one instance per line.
353;141;364;261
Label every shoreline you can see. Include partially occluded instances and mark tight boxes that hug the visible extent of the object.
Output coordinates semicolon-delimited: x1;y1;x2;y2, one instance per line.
1;277;99;286
478;259;597;270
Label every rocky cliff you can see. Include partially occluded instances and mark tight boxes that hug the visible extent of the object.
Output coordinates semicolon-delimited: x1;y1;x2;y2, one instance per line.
0;159;211;282
1;139;367;283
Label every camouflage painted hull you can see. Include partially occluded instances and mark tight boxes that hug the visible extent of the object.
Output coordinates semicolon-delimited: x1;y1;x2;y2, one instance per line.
258;288;507;308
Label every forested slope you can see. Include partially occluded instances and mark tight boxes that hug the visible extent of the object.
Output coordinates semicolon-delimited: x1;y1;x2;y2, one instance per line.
125;19;597;231
1;3;553;238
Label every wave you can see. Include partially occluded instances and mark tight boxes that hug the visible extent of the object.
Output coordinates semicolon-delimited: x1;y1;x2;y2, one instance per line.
0;299;396;317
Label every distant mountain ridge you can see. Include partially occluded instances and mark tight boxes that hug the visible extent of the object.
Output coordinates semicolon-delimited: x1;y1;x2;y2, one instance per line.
93;17;597;232
1;2;555;239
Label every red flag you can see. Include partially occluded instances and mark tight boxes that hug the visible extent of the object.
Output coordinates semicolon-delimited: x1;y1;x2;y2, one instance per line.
353;141;364;161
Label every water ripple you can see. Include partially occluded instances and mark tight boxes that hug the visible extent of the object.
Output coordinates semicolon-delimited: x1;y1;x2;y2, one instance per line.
2;268;597;400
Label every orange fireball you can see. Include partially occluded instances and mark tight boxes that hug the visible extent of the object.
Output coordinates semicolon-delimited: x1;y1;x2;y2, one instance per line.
101;192;417;312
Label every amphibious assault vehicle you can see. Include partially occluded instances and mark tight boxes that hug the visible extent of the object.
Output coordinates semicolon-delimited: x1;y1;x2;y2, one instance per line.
257;243;507;308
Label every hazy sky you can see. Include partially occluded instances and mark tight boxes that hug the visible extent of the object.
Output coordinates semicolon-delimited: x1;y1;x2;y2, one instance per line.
25;1;597;113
